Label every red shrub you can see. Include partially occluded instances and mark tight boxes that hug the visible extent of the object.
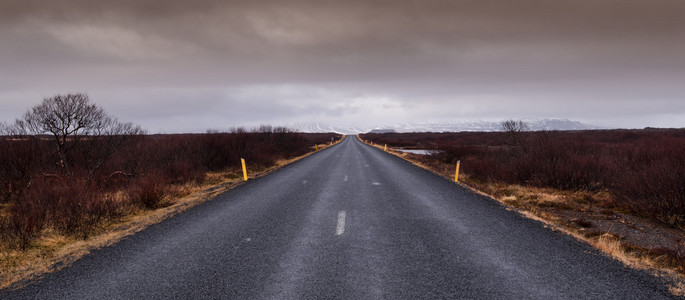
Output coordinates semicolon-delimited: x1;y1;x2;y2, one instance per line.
363;129;685;227
12;177;123;239
0;127;341;247
614;140;685;226
130;175;167;210
1;194;47;250
522;134;614;191
0;137;50;202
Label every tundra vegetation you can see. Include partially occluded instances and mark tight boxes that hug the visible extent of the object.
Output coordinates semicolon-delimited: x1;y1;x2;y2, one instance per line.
361;123;685;280
0;94;340;271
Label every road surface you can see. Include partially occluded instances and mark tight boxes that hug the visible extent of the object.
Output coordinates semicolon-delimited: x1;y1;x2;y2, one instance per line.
2;136;676;299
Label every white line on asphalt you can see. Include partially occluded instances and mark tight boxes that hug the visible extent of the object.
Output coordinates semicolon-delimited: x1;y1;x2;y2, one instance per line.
372;182;381;186
336;211;346;236
344;175;348;182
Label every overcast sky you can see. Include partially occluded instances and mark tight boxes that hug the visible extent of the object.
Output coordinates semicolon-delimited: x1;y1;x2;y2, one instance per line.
1;0;684;132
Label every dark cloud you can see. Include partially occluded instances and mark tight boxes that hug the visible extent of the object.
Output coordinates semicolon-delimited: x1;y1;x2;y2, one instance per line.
1;0;685;131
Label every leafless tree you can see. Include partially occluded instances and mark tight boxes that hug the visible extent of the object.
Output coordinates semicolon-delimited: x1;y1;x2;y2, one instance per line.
0;121;24;136
16;93;144;176
500;119;529;147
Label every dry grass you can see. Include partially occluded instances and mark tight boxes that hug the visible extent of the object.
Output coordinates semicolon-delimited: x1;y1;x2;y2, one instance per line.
0;137;345;290
595;233;636;266
670;281;685;296
0;177;234;289
369;140;685;296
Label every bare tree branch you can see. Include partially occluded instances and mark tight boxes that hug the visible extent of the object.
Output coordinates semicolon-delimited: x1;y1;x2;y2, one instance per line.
500;119;529;147
16;93;145;176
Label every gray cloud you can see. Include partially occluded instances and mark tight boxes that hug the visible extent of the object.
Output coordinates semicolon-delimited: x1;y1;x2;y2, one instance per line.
1;0;685;131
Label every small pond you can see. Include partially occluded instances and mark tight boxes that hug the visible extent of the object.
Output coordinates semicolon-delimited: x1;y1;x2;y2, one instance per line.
395;149;437;155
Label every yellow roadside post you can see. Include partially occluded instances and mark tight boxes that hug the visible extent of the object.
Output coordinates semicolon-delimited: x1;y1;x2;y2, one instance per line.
315;144;318;151
241;158;248;181
384;144;387;151
454;160;461;182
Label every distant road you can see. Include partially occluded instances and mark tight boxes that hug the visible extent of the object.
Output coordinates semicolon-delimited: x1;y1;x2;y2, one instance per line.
3;137;675;299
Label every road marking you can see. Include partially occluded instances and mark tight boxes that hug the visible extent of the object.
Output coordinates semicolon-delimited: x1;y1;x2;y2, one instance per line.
303;180;307;184
372;182;381;186
336;211;346;236
344;175;348;182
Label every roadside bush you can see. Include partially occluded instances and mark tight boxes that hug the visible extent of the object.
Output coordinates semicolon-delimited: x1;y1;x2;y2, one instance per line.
362;129;685;227
3;92;343;250
615;140;685;226
0;125;340;249
523;134;613;192
164;160;206;184
200;133;238;171
21;178;121;239
57;189;120;239
0;137;49;202
130;175;168;210
268;127;310;157
461;157;494;182
1;194;47;250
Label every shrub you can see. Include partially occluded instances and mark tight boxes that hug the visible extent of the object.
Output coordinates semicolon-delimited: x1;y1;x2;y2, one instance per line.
617;157;685;226
1;191;48;250
22;178;119;239
130;175;167;210
362;129;685;227
523;134;614;192
0;137;49;202
1;124;340;246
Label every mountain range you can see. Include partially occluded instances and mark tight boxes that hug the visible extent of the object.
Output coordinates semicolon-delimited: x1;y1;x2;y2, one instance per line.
290;119;606;134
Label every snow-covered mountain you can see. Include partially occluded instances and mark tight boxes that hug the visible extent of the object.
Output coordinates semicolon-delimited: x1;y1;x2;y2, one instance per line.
383;119;604;133
289;123;371;134
290;119;605;134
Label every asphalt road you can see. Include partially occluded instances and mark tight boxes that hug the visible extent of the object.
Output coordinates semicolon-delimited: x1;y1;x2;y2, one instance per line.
2;136;677;299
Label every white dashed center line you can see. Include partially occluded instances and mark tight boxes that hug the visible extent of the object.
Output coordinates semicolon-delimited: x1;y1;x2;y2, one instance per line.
344;175;348;182
336;211;346;236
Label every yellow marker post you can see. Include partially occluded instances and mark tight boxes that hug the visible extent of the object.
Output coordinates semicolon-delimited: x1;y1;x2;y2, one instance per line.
241;158;248;181
454;160;461;182
315;144;318;151
384;144;387;151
